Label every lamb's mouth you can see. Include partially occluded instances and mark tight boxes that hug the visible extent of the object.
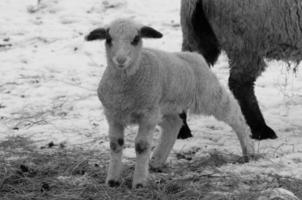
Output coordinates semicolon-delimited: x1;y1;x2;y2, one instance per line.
117;64;125;69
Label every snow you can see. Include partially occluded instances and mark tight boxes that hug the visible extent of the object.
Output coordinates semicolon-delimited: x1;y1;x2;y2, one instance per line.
1;0;302;180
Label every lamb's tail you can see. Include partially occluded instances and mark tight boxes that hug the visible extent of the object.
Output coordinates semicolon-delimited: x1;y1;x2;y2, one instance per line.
181;0;221;65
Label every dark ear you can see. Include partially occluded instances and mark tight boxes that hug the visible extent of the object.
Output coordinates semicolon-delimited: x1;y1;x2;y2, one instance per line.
140;26;163;39
85;28;108;41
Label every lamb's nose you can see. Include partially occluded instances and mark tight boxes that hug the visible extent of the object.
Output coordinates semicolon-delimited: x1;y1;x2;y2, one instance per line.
116;56;127;65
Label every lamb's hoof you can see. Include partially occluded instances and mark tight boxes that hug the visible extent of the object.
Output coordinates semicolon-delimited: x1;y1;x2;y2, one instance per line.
133;183;144;189
107;180;121;187
235;154;259;163
251;125;277;140
149;159;167;173
150;165;163;173
241;155;250;163
240;155;254;163
177;124;193;139
132;181;146;189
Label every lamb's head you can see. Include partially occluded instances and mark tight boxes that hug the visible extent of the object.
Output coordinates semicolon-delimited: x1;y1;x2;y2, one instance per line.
86;19;163;70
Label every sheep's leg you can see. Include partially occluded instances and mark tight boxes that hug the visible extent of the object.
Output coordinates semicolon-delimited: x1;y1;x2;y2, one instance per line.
201;81;255;160
106;121;124;187
150;114;183;170
228;55;277;140
177;111;193;139
133;118;157;188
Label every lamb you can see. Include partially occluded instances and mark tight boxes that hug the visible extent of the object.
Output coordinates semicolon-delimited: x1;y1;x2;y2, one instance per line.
85;19;255;188
180;0;302;140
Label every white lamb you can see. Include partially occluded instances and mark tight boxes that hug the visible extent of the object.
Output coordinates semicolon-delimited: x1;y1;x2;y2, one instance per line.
85;19;255;189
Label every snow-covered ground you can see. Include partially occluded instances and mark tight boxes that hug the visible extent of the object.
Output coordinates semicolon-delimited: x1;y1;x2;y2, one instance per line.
1;0;302;181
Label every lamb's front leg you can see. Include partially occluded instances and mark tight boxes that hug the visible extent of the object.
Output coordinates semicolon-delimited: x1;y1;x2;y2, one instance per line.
106;121;124;187
133;118;156;188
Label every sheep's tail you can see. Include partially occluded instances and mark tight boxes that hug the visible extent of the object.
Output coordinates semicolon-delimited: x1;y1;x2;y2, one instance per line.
180;0;221;65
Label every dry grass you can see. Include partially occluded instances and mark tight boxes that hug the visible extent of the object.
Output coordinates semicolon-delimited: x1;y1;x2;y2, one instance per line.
1;136;302;200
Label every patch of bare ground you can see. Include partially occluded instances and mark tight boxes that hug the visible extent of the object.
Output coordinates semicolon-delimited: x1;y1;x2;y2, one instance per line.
0;136;301;200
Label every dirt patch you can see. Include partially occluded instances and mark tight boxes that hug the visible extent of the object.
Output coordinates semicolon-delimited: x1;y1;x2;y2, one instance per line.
0;137;301;200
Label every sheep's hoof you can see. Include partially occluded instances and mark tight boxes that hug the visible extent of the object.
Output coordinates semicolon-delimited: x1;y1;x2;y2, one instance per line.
177;124;193;139
107;180;121;187
251;125;277;140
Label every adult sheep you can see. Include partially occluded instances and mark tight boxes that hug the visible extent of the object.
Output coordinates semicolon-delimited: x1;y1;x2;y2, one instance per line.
85;19;255;188
180;0;302;140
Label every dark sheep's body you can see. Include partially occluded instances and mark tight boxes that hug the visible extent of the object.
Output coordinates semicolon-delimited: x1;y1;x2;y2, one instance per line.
181;0;302;140
203;0;302;61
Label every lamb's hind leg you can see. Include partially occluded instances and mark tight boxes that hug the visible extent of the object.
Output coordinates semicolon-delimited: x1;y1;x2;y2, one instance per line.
228;55;277;140
150;114;183;170
202;82;255;160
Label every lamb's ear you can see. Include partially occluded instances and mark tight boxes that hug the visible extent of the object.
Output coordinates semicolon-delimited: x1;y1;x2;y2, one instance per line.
85;28;108;41
140;26;163;39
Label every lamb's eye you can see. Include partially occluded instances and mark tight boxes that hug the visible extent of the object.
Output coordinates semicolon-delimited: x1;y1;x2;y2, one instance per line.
131;35;140;46
106;36;112;46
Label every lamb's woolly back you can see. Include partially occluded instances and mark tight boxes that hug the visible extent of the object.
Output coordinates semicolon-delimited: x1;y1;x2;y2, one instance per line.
98;46;212;124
